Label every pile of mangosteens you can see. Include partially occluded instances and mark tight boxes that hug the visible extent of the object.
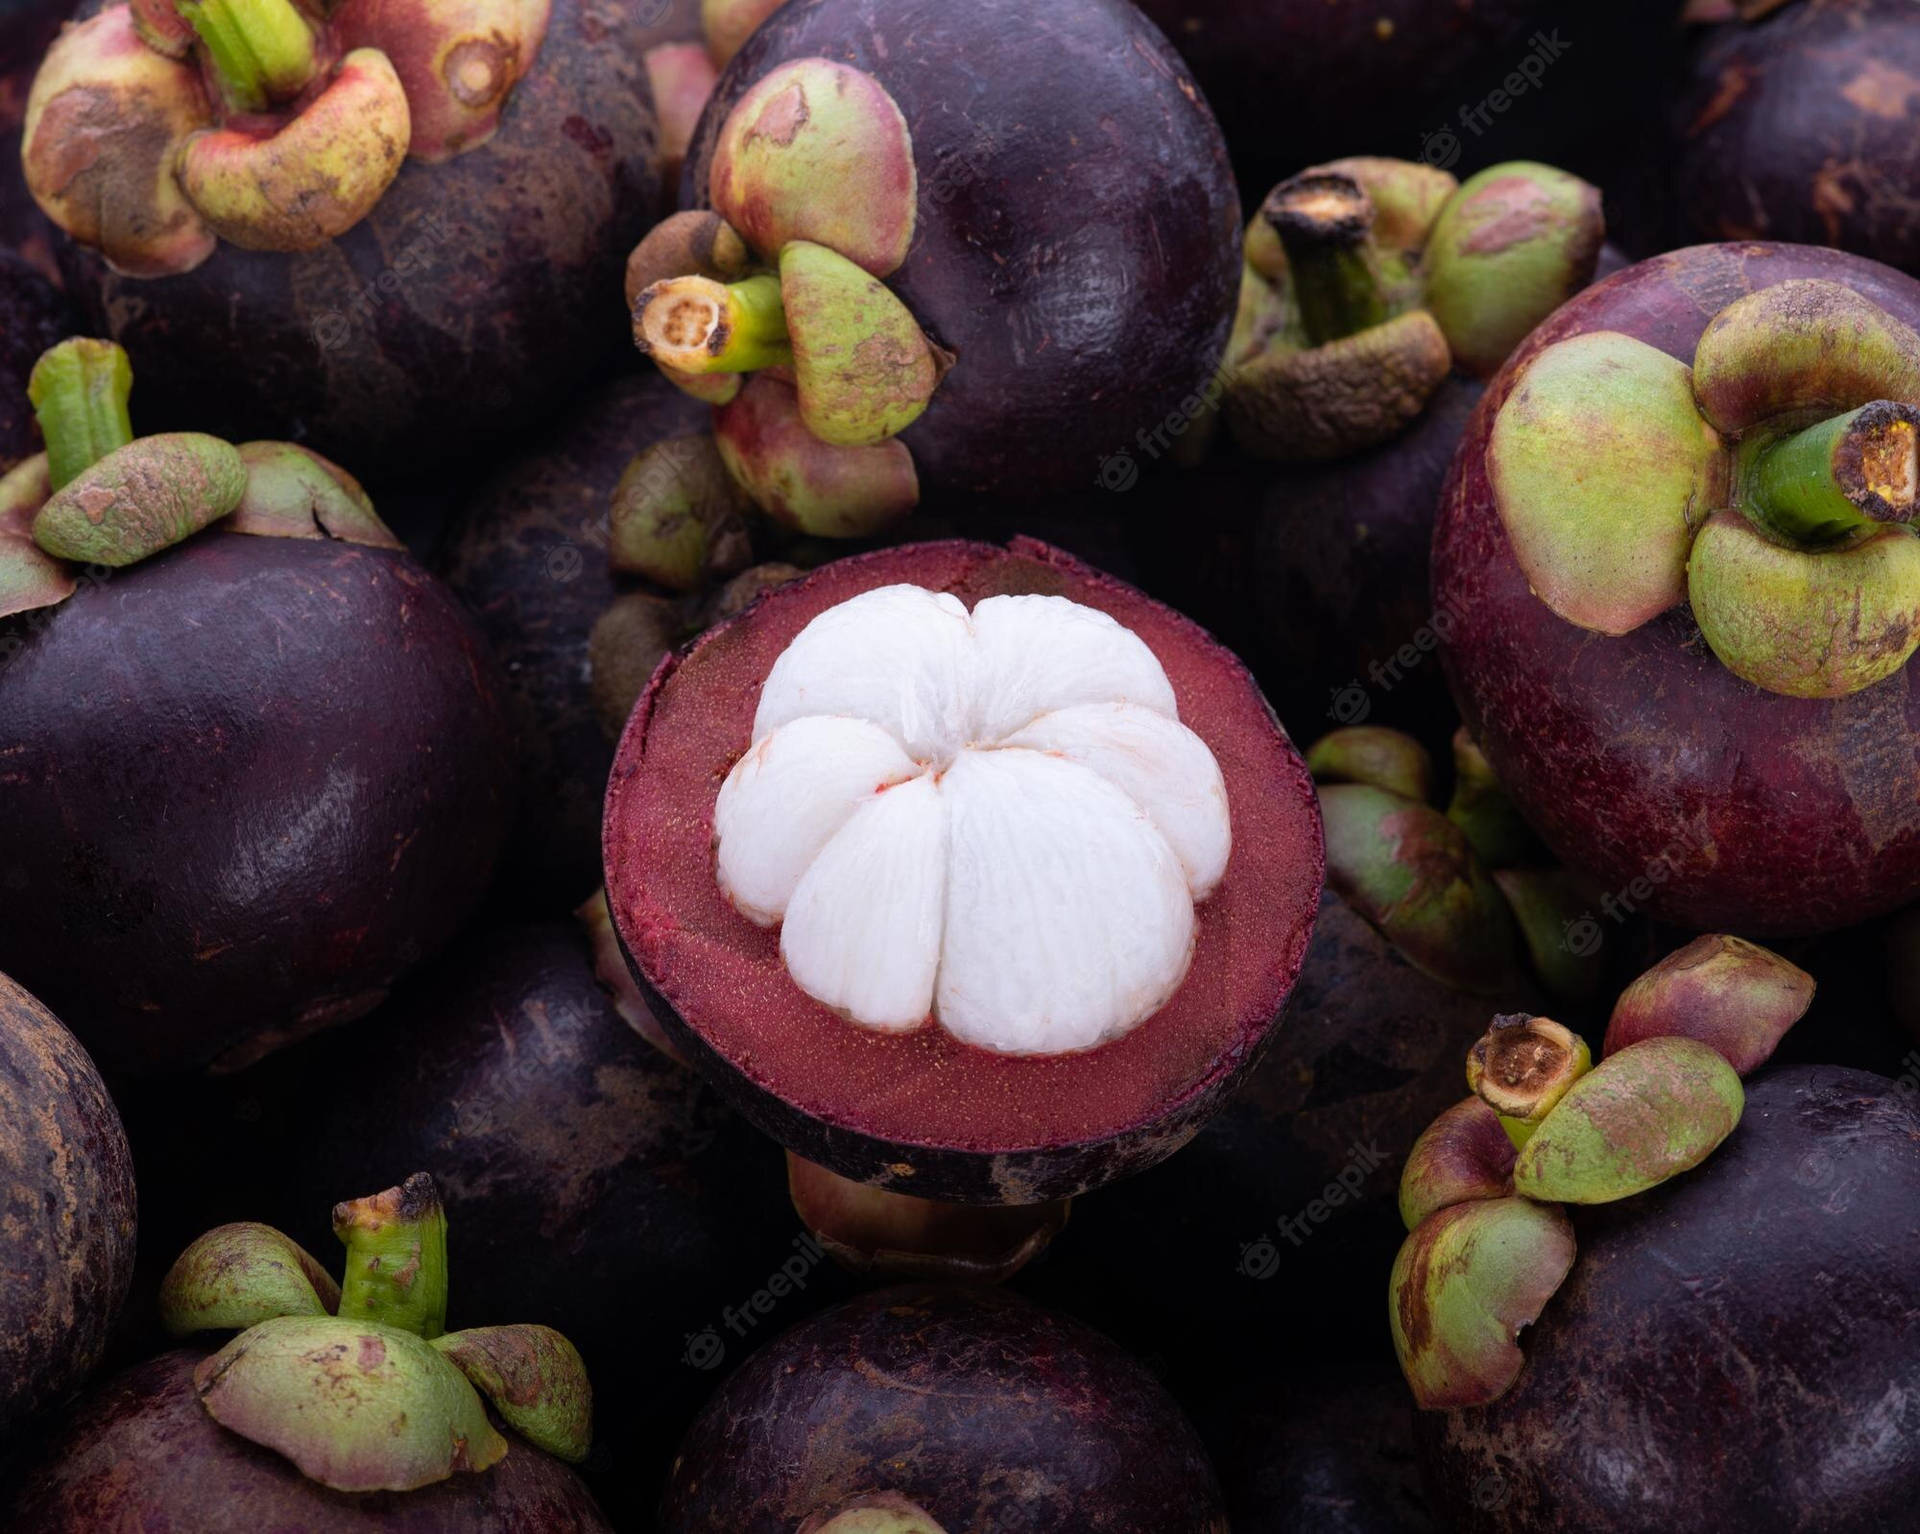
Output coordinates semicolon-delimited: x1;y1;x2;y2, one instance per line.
7;1;1920;1529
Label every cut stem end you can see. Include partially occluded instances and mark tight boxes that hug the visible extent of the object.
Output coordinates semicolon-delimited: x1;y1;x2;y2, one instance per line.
1747;400;1920;545
635;273;792;375
1261;171;1389;347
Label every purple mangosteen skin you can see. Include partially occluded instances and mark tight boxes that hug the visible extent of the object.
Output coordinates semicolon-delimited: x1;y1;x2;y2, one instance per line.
681;0;1241;504
1434;242;1920;935
0;532;515;1076
56;0;693;484
0;247;71;467
441;373;709;908
1676;0;1920;271
1;1349;612;1531
1416;1065;1920;1532
0;972;137;1439
662;1284;1228;1533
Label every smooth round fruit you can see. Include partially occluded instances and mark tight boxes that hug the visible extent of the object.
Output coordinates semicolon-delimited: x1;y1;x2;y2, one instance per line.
0;532;515;1075
602;537;1323;1204
681;0;1240;504
661;1285;1227;1533
51;0;692;482
0;1349;611;1532
1675;0;1920;270
1416;1065;1920;1531
1435;242;1920;934
0;971;136;1438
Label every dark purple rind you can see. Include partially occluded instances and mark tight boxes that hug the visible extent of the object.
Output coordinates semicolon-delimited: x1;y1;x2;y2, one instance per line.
1676;0;1920;272
1026;890;1539;1356
681;0;1241;504
0;1349;611;1531
1434;242;1920;934
53;0;696;484
1416;1065;1920;1531
1132;0;1680;199
0;971;136;1439
0;532;515;1076
661;1285;1228;1533
603;537;1324;1206
1132;378;1483;746
0;247;72;468
440;373;709;908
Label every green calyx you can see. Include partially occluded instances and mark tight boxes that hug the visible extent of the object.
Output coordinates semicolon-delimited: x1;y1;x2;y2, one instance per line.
226;441;403;549
1399;1096;1517;1232
1603;932;1814;1076
1224;156;1600;463
1489;278;1920;697
179;0;319;113
608;435;755;592
29;339;134;492
800;1494;953;1534
1445;728;1545;869
33;432;248;567
1305;724;1435;802
157;1174;594;1493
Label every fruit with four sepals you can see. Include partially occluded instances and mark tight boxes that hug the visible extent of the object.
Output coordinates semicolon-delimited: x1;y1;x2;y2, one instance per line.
156;1174;592;1491
1435;241;1920;934
0;340;513;1074
24;0;692;480
1674;0;1920;271
602;537;1323;1204
0;970;137;1438
1416;1066;1920;1532
661;1285;1229;1533
654;0;1240;517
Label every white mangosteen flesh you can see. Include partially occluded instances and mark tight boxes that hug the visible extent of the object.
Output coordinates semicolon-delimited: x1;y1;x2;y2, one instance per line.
713;585;1232;1055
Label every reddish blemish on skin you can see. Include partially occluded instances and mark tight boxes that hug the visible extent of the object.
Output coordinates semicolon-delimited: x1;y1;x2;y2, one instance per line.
1840;60;1920;120
357;1334;386;1370
747;82;810;149
1456;178;1556;255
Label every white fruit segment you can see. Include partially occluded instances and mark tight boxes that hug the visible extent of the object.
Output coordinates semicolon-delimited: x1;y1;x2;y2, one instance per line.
713;584;1233;1056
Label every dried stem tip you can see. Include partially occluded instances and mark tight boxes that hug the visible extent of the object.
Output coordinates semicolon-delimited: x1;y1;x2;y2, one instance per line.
635;273;793;375
1468;1014;1591;1133
1747;400;1920;545
331;1173;449;1340
1261;170;1387;346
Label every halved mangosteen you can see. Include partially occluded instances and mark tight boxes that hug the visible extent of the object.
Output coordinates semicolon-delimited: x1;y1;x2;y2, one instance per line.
602;538;1324;1207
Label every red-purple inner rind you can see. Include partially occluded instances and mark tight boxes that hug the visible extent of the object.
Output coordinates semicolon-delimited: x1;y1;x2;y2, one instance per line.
603;538;1322;1198
1435;241;1920;935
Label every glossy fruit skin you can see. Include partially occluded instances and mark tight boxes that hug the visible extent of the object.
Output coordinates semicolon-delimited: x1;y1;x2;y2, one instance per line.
442;373;709;909
1416;1065;1920;1532
0;532;515;1076
0;1349;611;1532
0;248;71;467
54;0;694;484
0;972;136;1439
662;1285;1228;1533
681;0;1240;504
1675;0;1920;271
1435;242;1920;935
603;537;1324;1206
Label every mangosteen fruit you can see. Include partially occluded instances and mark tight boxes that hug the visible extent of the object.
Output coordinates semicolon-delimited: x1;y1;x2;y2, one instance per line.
632;0;1239;520
1413;1064;1920;1530
440;370;718;908
661;1284;1228;1533
0;339;514;1075
601;536;1325;1209
0;969;137;1439
1435;242;1920;934
20;0;695;481
1675;0;1920;271
0;248;72;468
1131;156;1602;740
4;1174;611;1529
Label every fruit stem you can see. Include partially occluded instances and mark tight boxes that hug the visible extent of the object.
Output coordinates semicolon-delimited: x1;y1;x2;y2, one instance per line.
1467;1014;1592;1148
332;1174;449;1340
28;340;136;492
1261;171;1389;348
1743;401;1920;546
635;273;794;375
179;0;319;114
